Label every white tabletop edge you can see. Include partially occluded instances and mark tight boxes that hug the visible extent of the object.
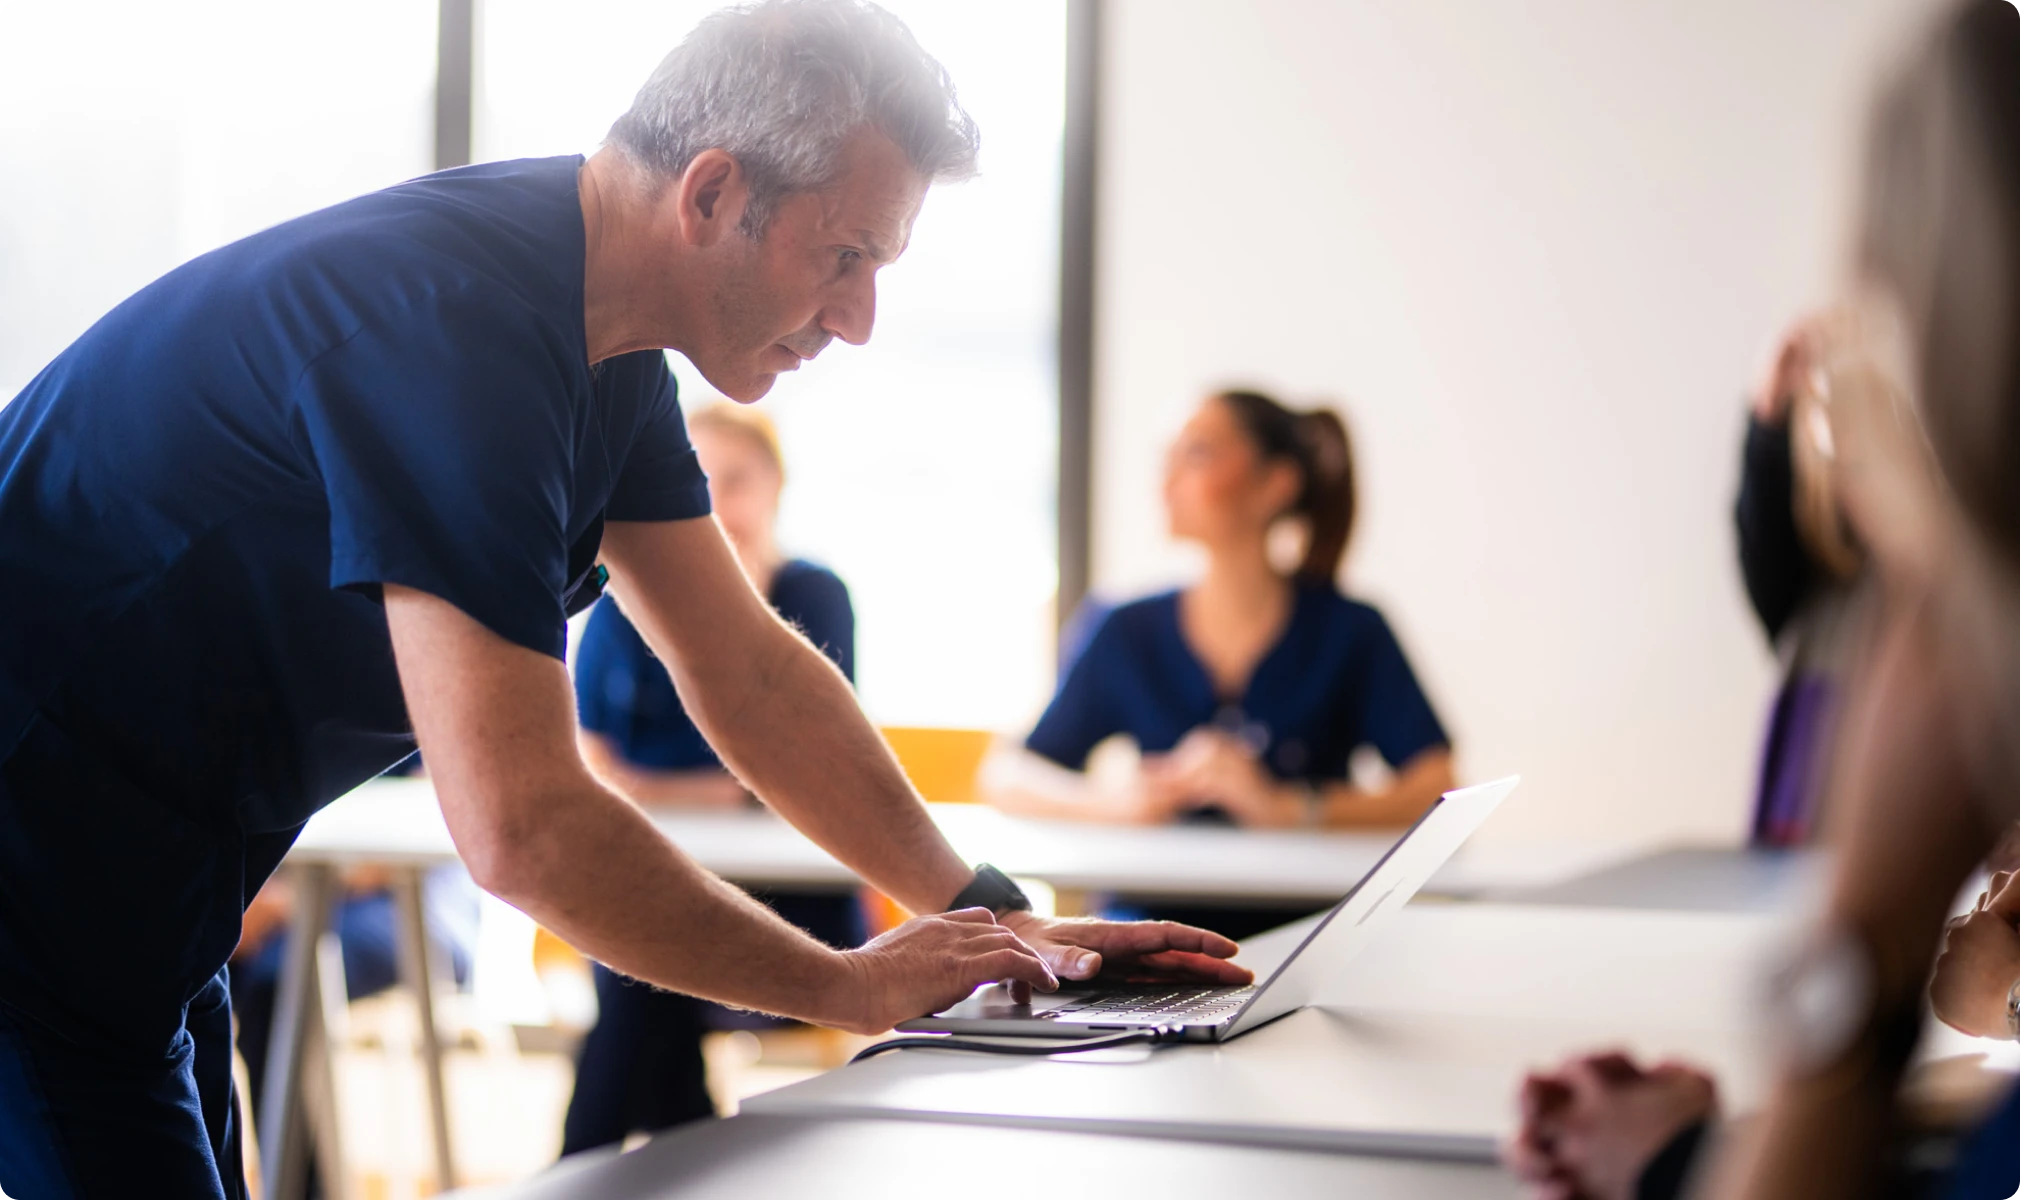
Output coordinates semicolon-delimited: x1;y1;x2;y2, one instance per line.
726;1100;1501;1163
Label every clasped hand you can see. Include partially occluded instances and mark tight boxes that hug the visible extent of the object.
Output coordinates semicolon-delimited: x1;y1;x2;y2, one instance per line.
1505;1052;1718;1200
827;907;1252;1035
1136;728;1301;827
1931;870;2020;1038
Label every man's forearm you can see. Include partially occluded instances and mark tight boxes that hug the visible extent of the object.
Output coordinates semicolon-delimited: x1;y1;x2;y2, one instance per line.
475;773;860;1025
599;518;975;916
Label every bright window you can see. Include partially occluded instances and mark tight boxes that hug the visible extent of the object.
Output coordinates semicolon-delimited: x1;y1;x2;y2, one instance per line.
0;1;436;401
478;0;1067;730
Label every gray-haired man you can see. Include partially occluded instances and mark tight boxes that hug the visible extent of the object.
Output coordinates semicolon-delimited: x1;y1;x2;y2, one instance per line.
0;1;1247;1194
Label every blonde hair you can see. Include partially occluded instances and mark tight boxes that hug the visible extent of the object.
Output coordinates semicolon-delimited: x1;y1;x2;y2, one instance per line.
688;402;786;479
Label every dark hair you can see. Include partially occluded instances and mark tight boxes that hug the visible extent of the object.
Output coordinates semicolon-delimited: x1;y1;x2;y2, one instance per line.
1860;0;2020;563
1215;390;1357;583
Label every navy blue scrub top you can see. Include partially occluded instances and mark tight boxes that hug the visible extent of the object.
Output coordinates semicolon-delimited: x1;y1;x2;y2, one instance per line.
1026;583;1449;787
0;155;710;1044
575;560;854;770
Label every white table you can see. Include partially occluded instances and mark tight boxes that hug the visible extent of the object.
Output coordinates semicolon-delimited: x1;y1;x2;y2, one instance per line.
1493;845;1823;913
293;777;1630;901
741;903;1794;1161
261;778;1642;1197
449;1113;1514;1199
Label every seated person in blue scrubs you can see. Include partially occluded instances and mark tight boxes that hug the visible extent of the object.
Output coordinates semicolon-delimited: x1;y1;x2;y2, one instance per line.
561;402;863;1154
0;6;1244;1194
1512;9;2020;1195
982;389;1456;939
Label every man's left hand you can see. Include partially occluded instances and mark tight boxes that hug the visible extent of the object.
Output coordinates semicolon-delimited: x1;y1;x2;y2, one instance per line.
996;910;1253;1000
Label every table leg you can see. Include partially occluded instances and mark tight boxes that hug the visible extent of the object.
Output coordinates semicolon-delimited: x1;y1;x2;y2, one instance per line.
305;933;351;1200
260;861;337;1200
393;866;457;1193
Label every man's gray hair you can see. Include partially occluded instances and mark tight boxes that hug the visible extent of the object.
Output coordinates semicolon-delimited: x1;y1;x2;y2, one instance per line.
609;0;980;234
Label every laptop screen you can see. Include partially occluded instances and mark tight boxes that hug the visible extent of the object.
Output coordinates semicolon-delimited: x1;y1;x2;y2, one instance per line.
1221;776;1519;1037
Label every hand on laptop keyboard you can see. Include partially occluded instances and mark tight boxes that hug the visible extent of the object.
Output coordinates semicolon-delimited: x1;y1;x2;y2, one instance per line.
995;912;1254;1003
1047;986;1256;1024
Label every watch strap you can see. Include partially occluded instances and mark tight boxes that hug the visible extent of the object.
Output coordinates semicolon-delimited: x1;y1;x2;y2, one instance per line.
948;863;1032;917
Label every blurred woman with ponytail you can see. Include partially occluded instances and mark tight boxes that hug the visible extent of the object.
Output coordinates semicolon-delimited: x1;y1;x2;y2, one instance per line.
981;389;1454;939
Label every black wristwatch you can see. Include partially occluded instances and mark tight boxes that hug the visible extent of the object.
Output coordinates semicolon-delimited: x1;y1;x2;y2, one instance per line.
947;863;1031;917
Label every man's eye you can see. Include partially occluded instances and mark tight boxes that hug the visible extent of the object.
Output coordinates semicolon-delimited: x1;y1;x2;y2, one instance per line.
838;249;863;265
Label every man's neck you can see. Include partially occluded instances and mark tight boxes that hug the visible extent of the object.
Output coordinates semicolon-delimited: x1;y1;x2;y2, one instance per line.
580;150;690;365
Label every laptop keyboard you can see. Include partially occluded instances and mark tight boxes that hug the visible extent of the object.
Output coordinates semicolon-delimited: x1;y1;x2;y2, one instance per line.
1043;985;1256;1025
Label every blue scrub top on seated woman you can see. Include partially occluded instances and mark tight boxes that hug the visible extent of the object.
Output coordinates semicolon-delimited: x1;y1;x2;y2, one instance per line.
574;559;855;769
1027;581;1449;788
1025;581;1449;941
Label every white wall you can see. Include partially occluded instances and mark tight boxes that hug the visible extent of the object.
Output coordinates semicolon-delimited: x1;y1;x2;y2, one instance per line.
1094;0;1936;846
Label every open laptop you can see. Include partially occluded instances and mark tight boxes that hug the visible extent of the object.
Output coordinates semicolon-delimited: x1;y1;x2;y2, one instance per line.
898;776;1518;1044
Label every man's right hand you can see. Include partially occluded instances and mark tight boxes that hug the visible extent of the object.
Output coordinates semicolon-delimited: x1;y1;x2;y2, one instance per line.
824;907;1059;1034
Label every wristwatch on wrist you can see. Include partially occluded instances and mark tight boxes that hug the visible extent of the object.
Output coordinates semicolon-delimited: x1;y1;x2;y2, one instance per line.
947;863;1032;918
2005;975;2020;1041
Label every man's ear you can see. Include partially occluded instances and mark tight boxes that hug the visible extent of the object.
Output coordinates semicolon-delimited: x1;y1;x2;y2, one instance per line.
673;148;750;247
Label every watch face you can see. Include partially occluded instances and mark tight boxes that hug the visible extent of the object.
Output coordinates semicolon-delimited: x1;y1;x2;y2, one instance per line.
1770;925;1875;1073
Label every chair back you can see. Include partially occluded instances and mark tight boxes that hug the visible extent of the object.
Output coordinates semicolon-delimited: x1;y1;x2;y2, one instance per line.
879;726;994;805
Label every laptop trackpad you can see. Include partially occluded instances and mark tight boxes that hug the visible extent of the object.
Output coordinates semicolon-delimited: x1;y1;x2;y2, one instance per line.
934;982;1087;1019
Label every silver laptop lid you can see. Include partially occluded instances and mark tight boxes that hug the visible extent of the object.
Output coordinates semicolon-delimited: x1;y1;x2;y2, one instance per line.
1221;776;1518;1037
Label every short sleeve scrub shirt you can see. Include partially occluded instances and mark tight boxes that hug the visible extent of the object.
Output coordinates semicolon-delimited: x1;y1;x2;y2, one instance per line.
0;156;710;1048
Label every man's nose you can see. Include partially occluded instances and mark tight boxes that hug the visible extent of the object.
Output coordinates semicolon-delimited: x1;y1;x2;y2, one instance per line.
819;274;877;347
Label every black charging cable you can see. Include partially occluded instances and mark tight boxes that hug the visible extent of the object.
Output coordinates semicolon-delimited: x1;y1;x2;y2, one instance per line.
849;1026;1184;1065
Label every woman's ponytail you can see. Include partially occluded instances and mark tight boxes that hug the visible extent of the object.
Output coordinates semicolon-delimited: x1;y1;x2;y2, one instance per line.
1293;407;1355;583
1215;390;1360;584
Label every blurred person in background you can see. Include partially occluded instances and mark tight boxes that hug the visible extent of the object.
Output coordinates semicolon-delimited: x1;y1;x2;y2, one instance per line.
1726;0;2020;1191
1734;316;1880;848
1509;314;2020;1199
981;390;1455;940
561;402;864;1155
1507;4;2020;1197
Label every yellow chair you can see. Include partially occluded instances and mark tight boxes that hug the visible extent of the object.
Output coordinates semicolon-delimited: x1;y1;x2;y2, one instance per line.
860;727;997;935
878;726;995;805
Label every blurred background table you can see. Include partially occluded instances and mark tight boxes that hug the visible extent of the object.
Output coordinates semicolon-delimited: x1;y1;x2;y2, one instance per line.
296;776;1635;903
